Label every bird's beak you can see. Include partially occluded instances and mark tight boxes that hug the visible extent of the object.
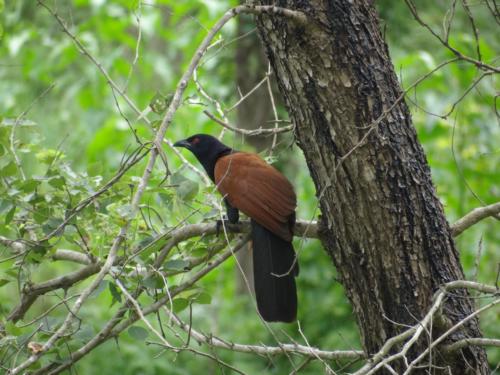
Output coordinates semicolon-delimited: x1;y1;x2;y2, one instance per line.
173;139;191;149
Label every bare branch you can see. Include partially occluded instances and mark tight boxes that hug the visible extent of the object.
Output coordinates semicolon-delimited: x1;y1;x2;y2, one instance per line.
114;278;172;347
403;297;500;374
35;0;206;185
444;337;500;353
167;312;365;360
450;202;500;237
0;236;26;253
225;74;269;114
241;5;308;25
204;110;294;136
354;280;498;375
7;263;101;322
52;249;92;265
404;0;499;73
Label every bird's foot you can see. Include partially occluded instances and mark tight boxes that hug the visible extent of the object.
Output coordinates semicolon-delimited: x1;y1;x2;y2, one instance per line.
216;218;236;237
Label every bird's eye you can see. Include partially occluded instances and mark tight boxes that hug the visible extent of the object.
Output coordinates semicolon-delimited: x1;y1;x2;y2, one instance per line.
191;137;200;145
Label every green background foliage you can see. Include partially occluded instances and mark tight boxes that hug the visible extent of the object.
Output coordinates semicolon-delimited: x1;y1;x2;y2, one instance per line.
0;1;498;373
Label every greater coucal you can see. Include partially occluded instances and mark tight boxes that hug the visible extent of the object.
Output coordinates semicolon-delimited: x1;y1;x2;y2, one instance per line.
174;134;298;323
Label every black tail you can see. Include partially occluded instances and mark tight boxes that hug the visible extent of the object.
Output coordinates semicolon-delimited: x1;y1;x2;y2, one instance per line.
251;220;298;323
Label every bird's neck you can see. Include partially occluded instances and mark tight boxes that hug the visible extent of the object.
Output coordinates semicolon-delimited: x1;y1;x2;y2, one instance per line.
201;148;233;182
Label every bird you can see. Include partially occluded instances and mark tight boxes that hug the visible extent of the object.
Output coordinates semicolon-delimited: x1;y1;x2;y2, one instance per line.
174;134;298;323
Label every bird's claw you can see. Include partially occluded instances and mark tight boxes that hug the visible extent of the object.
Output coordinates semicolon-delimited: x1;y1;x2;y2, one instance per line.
216;218;234;237
216;220;222;237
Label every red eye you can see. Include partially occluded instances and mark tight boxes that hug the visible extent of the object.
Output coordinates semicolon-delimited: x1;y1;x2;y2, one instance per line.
191;137;200;145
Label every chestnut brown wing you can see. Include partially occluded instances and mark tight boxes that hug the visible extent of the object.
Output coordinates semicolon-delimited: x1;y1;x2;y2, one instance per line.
214;153;296;241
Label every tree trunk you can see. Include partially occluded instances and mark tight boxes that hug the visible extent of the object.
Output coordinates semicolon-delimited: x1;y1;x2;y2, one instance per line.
253;0;488;373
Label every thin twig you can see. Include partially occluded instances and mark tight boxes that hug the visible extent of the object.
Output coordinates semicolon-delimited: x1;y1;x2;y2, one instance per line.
204;110;294;136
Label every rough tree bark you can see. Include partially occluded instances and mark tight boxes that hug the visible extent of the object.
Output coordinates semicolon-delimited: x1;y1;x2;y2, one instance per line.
253;1;488;373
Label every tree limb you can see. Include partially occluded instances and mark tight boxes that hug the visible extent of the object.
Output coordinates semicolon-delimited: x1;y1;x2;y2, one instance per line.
7;263;101;322
166;312;365;360
0;236;26;253
450;202;500;237
443;337;500;353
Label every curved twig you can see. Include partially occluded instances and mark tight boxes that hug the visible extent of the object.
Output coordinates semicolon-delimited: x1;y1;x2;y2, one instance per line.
450;202;500;237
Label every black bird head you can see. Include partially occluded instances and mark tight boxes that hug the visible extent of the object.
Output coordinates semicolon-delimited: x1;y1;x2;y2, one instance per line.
174;134;232;181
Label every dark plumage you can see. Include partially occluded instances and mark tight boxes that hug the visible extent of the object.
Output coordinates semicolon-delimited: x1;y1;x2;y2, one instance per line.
174;134;298;322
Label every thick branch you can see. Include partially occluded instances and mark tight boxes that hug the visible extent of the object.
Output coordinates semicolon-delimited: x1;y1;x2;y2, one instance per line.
0;236;26;253
52;249;92;265
7;263;101;322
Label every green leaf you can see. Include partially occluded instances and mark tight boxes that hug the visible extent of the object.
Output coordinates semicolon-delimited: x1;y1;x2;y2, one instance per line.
172;298;189;313
5;205;15;224
165;259;190;271
128;326;148;341
90;280;108;299
19;179;39;193
48;176;66;188
141;275;163;289
109;282;122;306
1;161;17;177
0;279;10;288
195;291;212;305
0;200;12;213
5;322;21;336
35;149;64;164
42;218;64;235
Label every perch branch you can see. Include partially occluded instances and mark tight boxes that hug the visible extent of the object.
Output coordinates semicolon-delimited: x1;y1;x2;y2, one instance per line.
6;219;318;323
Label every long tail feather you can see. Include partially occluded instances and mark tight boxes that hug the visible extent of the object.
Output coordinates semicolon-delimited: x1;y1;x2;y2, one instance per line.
251;220;298;323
